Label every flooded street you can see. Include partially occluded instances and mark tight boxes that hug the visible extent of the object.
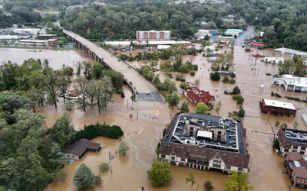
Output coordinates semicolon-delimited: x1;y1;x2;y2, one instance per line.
2;46;306;190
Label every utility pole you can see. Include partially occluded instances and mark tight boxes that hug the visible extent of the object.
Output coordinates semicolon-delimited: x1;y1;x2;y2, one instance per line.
137;110;138;120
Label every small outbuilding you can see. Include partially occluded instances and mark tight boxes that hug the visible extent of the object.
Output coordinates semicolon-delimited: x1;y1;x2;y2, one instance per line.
63;138;101;160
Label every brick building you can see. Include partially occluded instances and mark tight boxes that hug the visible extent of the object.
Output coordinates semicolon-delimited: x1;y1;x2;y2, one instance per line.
136;30;171;42
260;99;297;117
159;113;250;173
183;87;215;105
285;152;307;189
277;128;307;157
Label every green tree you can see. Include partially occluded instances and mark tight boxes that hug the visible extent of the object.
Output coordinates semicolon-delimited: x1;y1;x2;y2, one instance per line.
204;179;214;191
153;75;161;86
195;79;200;85
168;81;177;93
180;101;189;112
293;120;299;129
99;163;109;171
232;86;241;94
118;141;130;155
43;69;61;108
48;111;76;149
165;93;180;107
179;82;190;90
54;170;67;183
237;95;244;105
92;63;103;79
74;76;89;112
210;72;220;81
57;69;70;103
222;76;230;83
238;108;245;117
94;176;102;186
147;160;173;186
273;139;280;150
185;169;197;187
224;170;253;191
196;102;209;114
105;69;124;91
73;163;95;190
82;61;93;80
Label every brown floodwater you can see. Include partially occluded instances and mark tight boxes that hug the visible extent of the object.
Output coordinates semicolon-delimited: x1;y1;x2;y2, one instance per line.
1;45;304;191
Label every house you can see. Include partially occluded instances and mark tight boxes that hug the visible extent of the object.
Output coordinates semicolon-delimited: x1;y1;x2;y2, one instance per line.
47;39;58;46
183;87;215;105
277;128;307;157
285;152;307;188
159;113;250;173
63;138;101;160
272;75;307;92
260;99;297;117
68;89;81;97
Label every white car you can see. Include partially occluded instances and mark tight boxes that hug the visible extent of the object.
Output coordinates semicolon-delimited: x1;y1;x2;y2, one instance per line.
145;91;150;95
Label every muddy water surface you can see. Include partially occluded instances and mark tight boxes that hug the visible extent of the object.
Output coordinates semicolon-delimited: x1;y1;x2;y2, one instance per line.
1;46;304;190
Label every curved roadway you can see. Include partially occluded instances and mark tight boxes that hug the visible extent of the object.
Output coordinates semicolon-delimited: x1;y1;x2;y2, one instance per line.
63;30;163;103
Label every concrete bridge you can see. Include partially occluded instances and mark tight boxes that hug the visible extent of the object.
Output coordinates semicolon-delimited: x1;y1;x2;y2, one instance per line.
63;30;163;103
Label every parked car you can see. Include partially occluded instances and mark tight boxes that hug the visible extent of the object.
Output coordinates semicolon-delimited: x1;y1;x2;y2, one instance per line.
145;91;150;95
136;91;139;94
133;86;136;89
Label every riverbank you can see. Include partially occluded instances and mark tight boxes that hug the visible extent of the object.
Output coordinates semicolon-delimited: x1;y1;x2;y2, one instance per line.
0;46;78;51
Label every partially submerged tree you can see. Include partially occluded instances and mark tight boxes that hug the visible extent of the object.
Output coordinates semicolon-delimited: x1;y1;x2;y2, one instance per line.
224;170;254;191
118;141;130;155
196;102;209;114
185;169;197;187
147;160;173;186
180;101;189;113
73;163;95;190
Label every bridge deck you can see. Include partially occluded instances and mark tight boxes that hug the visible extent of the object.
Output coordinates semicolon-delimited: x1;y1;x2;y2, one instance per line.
64;30;163;103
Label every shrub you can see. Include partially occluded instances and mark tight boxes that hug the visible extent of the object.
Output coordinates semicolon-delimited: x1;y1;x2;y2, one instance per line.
161;92;167;97
232;86;241;94
238;108;245;117
222;76;229;83
99;163;110;171
181;79;186;82
120;92;125;98
237;95;244;105
271;92;274;96
106;125;124;139
232;96;238;100
245;48;251;52
190;72;195;76
273;139;280;150
175;74;181;81
192;65;198;70
232;116;238;120
275;93;282;98
266;73;271;76
224;91;229;94
229;79;236;84
94;176;102;186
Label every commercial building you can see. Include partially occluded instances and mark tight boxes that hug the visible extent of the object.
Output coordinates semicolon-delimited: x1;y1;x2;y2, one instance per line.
183;87;215;105
63;138;101;160
285;152;307;188
136;30;171;42
263;57;284;64
194;29;211;38
159;113;250;173
224;29;243;37
38;34;57;40
0;34;31;40
18;39;58;46
13;28;41;35
260;99;297;117
274;48;307;59
217;36;234;44
105;40;191;47
277;128;307;157
272;74;307;92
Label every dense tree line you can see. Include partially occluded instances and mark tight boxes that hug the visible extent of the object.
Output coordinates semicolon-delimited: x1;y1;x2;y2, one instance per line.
0;59;123;113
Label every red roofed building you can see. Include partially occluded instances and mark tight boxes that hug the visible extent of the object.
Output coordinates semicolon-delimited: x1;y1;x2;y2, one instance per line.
183;87;215;105
250;42;264;47
285;152;307;188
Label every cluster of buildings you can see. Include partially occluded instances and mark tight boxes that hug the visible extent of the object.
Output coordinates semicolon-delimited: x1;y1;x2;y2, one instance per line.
274;48;307;59
263;57;284;64
66;2;106;12
159;112;249;173
277;128;307;188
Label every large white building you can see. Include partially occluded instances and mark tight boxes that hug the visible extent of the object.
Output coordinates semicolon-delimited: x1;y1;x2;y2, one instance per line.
263;57;284;64
224;29;243;37
136;30;171;42
13;28;41;35
272;74;307;92
274;48;307;59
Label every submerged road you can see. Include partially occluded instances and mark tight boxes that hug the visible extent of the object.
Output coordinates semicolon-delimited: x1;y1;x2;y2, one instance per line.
63;30;164;103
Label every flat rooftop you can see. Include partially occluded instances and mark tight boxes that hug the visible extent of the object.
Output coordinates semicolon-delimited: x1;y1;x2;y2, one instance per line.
165;113;245;155
263;99;296;110
282;129;307;145
274;48;307;57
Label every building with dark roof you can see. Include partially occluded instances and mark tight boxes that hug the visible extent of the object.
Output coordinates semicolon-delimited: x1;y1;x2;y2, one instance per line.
159;112;249;173
285;152;307;188
63;138;100;160
183;87;215;105
277;128;307;157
